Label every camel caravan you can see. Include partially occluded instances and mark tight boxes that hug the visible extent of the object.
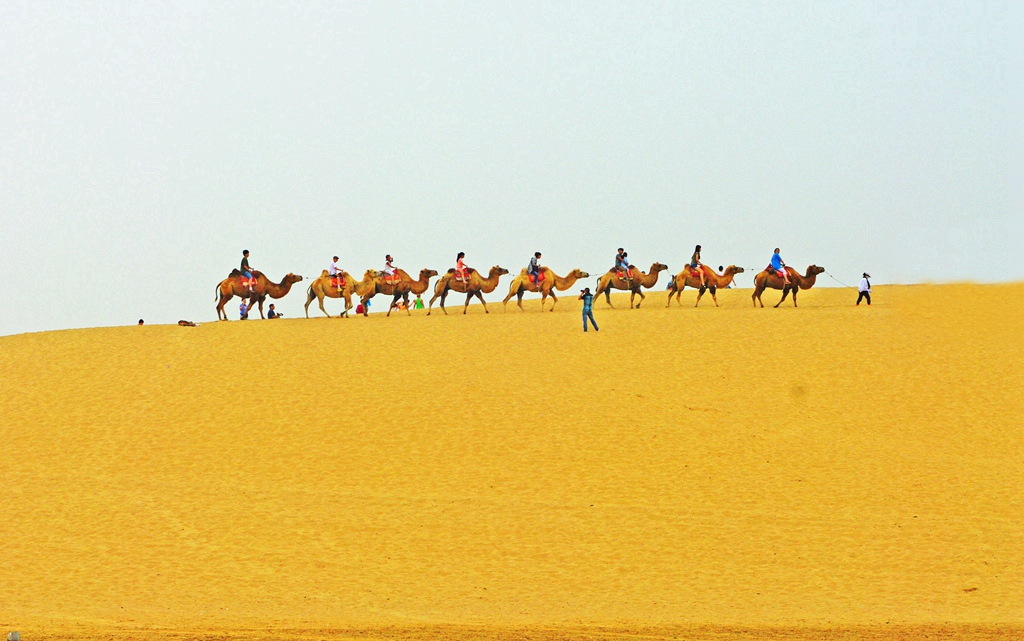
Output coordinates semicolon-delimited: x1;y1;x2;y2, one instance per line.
214;247;825;320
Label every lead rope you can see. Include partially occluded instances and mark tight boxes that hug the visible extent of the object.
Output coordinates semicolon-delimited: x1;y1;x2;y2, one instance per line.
824;270;856;289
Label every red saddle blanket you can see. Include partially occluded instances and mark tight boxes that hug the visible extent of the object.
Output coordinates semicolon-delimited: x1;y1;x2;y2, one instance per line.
382;275;401;285
239;276;254;288
331;276;347;288
616;269;633;279
529;272;546;284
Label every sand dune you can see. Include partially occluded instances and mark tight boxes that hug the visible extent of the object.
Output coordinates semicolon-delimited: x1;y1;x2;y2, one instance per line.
2;284;1022;640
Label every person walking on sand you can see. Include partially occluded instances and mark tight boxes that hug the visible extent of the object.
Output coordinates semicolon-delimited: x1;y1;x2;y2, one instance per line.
690;244;706;288
580;287;598;332
857;273;872;306
770;248;789;287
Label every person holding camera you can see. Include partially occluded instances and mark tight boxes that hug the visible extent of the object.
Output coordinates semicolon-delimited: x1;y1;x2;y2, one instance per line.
579;287;598;332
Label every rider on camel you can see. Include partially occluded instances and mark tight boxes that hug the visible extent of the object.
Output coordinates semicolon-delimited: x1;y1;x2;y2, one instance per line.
454;252;470;282
328;256;343;291
770;248;790;287
383;254;396;283
528;252;542;285
240;249;255;294
618;251;633;284
690;245;706;288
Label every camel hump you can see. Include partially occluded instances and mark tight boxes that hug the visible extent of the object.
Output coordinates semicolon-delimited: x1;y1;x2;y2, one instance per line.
320;269;330;278
229;268;242;277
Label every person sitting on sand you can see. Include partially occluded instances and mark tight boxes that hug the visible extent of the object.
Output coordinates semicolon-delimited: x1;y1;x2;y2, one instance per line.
239;300;249;320
690;245;706;288
267;304;282;319
770;248;789;287
528;252;542;285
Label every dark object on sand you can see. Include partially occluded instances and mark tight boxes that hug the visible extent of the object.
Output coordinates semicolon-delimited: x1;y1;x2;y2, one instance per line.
178;320;197;327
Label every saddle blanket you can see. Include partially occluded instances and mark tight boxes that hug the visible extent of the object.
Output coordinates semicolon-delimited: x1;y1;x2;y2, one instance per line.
331;276;347;288
529;273;546;284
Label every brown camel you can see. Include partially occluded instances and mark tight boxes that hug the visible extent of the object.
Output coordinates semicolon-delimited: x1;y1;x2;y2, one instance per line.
667;265;745;307
360;268;438;317
215;271;303;321
502;267;590;312
304;269;379;318
427;265;510;315
752;265;825;308
594;262;669;309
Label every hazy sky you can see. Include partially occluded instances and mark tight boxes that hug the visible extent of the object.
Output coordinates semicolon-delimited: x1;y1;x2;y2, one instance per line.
1;1;1020;336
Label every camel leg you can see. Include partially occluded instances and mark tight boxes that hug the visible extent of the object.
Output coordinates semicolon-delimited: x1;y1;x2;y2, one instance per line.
463;292;473;315
774;287;791;308
341;294;351;318
710;286;719;307
404;293;412;315
791;289;799;307
216;295;227;321
477;291;488;313
548;290;558;311
603;286;614;308
516;291;525;312
695;286;704;307
318;294;331;318
636;289;645;308
254;296;265;319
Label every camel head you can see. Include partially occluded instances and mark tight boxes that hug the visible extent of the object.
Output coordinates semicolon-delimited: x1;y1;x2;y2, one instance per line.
651;262;668;274
569;269;590;279
363;269;379;280
284;273;303;284
491;265;510;277
726;265;745;275
420;268;439;280
807;265;825;277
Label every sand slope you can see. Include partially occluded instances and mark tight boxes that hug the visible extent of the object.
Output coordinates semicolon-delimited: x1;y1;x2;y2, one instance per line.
1;284;1022;640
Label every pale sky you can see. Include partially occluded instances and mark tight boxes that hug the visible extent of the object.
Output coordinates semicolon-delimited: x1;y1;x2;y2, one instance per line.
1;1;1020;336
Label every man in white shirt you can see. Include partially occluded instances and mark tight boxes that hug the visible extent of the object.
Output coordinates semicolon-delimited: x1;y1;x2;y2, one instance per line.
857;273;872;306
328;256;343;291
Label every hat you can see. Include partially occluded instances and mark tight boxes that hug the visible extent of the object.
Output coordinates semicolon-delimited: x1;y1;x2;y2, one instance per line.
863;273;870;278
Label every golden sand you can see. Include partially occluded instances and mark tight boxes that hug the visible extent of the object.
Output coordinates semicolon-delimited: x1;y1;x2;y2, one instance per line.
1;284;1022;640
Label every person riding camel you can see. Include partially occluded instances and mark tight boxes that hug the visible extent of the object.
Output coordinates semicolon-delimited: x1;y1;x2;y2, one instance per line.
770;248;790;287
328;256;344;291
240;249;255;294
528;252;542;286
690;244;706;288
454;252;470;282
383;254;396;284
613;248;625;272
618;251;633;283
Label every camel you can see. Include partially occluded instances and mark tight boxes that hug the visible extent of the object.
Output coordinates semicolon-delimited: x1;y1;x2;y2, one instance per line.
594;262;669;309
502;267;590;312
667;265;745;307
215;271;303;321
360;268;438;317
752;265;825;308
427;265;510;315
304;269;379;318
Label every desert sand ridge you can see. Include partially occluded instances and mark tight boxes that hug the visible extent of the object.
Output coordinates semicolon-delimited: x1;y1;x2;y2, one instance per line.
1;284;1023;640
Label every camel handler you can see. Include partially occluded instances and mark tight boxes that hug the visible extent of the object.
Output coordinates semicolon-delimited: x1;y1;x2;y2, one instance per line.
240;249;255;294
328;256;343;291
857;273;872;306
690;245;706;288
528;252;542;285
770;248;789;287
